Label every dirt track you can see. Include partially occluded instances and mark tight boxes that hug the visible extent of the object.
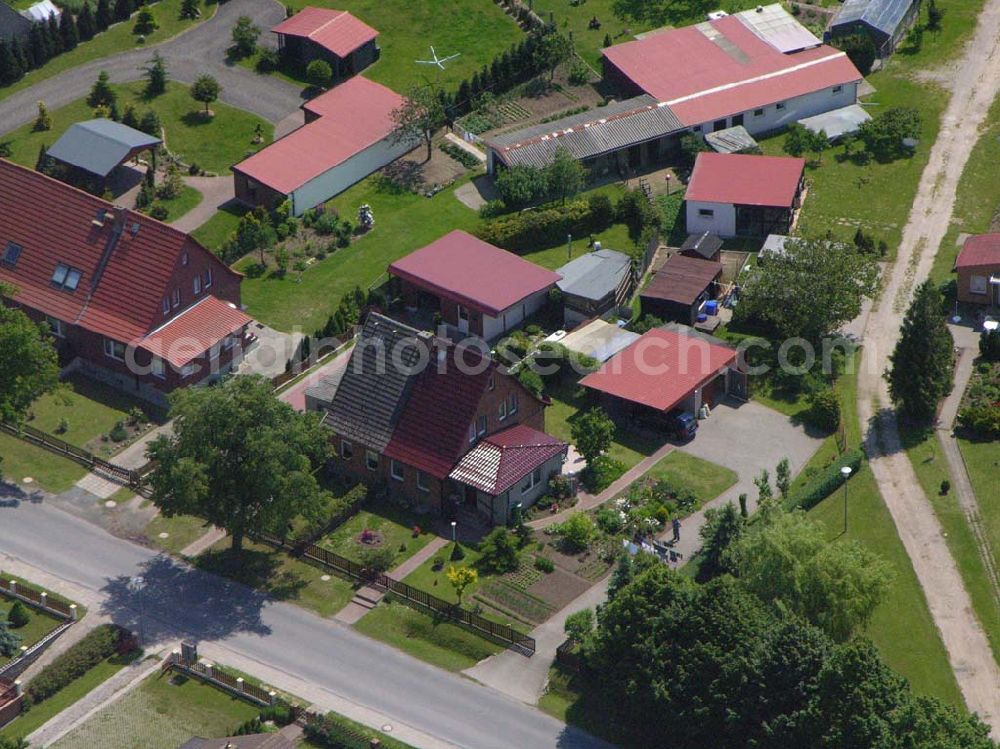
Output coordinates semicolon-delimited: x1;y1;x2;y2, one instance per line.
857;0;1000;733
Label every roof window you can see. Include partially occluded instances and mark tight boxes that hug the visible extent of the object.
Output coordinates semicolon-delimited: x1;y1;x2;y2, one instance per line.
51;263;83;292
1;241;21;267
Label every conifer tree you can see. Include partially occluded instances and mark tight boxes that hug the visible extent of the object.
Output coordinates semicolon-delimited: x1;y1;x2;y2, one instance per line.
77;2;96;40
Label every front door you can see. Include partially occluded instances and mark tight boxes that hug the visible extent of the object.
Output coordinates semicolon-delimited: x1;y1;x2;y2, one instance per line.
464;485;478;506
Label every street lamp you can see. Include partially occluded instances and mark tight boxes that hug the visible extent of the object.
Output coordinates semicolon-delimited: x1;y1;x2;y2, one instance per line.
450;520;457;543
840;466;853;534
129;575;145;647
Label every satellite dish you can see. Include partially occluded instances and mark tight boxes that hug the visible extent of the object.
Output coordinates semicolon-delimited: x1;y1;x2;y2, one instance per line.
415;46;461;69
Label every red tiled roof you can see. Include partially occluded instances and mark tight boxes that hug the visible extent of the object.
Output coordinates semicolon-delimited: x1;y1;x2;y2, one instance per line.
641;254;722;306
141;296;252;367
383;344;498;479
686;152;805;207
388;230;561;316
602;15;860;126
580;328;736;412
0;159;242;346
272;7;378;57
232;77;403;195
956;234;1000;269
449;424;567;496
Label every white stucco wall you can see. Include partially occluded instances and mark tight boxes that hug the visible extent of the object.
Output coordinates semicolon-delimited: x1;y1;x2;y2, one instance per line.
289;134;418;216
686;200;736;237
481;288;552;341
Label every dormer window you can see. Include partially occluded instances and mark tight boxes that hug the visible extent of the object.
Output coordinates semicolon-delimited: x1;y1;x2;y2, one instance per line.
51;264;82;292
1;241;21;267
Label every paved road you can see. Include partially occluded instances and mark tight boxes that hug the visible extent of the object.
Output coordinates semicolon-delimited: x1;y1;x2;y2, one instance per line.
0;0;304;136
0;494;611;749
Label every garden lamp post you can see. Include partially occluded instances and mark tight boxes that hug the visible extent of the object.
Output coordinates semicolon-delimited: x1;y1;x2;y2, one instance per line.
841;466;853;534
451;520;457;543
665;173;672;195
129;575;145;647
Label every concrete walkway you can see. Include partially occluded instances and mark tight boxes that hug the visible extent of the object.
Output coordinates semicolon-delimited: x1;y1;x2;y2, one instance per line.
109;422;173;471
26;655;162;747
170;177;236;234
180;526;227;558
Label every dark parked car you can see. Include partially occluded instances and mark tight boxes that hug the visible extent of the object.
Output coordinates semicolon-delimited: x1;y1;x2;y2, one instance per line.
667;410;698;441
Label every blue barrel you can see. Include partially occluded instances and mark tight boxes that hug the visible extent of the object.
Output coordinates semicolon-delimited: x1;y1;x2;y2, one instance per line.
696;313;708;323
705;300;718;316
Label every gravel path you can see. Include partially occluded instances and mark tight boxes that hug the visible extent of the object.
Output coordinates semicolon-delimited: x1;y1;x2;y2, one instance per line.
0;0;303;136
856;0;1000;732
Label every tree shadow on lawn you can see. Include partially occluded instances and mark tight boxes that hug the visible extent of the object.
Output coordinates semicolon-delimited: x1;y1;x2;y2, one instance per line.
180;110;218;128
100;553;273;644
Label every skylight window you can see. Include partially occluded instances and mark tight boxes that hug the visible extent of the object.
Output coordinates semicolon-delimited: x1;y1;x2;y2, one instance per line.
1;241;21;267
51;263;83;292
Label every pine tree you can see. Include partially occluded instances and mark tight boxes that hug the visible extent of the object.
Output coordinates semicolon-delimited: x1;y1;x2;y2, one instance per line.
87;70;116;108
888;280;954;423
0;39;17;86
180;0;200;19
121;102;139;128
114;0;133;22
47;13;62;55
60;11;79;50
108;98;120;121
133;6;156;35
30;21;51;66
96;0;112;30
141;51;167;96
35;143;49;172
138;109;161;137
9;37;28;79
33;100;51;131
77;2;96;40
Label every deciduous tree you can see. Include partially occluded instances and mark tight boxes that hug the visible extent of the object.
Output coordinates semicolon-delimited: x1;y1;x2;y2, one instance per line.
544;146;585;204
230;15;260;58
305;59;332;89
446;565;477;605
570;407;614;463
190;73;220;115
390;85;445;162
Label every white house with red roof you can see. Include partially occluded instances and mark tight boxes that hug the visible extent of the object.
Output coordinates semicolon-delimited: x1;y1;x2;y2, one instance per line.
955;234;1000;307
232;76;416;216
388;230;562;342
0;160;252;405
272;6;379;79
684;152;806;238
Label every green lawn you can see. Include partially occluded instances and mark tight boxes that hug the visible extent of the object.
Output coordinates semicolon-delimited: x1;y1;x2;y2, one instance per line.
3;81;271;176
354;601;503;672
195;539;356;618
49;668;260;749
0;654;135;741
402;543;487;606
238;175;480;332
155;184;203;222
0;595;62;665
0;432;87;493
545;378;663;470
645;451;738;504
143;513;213;555
190;201;248;252
244;0;524;93
317;500;434;569
0;0;215;104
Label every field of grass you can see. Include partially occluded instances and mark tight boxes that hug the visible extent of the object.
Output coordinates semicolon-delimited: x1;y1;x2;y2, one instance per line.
0;595;62;665
0;0;215;104
143;513;213;555
25;374;147;449
353;601;503;672
0;654;134;741
195;539;355;617
645;451;737;503
50;669;260;749
318;500;434;568
3;81;271;175
190;201;248;252
246;0;524;93
155;184;203;222
0;432;87;492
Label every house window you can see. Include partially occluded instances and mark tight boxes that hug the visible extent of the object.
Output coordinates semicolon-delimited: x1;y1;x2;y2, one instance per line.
488;375;495;391
698;208;715;218
775;102;786;111
508;393;518;415
162;298;170;315
203;268;213;288
181;363;195;378
391;459;404;481
172;289;181;308
151;357;165;379
477;415;487;437
1;241;21;267
832;85;843;94
970;275;989;295
181;251;189;266
365;450;379;471
223;334;236;351
103;338;126;361
469;423;477;444
753;108;765;117
193;275;202;295
417;471;430;493
520;466;543;494
45;316;64;338
692;125;702;133
341;440;353;459
51;264;82;292
498;399;507;421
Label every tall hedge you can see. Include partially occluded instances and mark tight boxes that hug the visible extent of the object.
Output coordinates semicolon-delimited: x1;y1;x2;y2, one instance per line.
26;624;127;704
476;198;610;251
785;449;864;512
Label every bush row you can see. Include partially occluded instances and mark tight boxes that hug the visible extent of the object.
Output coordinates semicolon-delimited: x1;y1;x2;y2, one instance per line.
304;712;406;749
476;196;613;251
785;449;864;512
26;624;129;705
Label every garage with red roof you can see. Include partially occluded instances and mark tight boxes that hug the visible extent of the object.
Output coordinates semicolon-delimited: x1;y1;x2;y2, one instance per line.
272;7;379;79
232;77;416;216
685;152;806;238
389;230;562;342
955;234;1000;306
580;326;739;419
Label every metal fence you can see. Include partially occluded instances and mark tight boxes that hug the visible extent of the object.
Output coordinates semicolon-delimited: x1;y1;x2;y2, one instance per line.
255;532;536;656
162;654;276;706
0;577;75;619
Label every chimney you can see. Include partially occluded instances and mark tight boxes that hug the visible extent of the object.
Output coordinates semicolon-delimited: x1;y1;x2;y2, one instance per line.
113;206;127;232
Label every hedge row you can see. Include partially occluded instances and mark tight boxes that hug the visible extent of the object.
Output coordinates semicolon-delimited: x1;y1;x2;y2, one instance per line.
476;197;611;251
304;712;414;749
26;624;128;705
785;449;864;512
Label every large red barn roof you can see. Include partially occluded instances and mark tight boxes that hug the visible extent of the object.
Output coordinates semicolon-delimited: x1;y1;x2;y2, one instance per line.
272;7;378;57
686;152;805;207
581;328;737;412
388;230;562;316
232;77;403;195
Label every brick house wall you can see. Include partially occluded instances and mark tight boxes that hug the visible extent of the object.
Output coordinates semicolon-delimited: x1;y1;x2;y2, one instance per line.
957;263;1000;305
233;169;290;213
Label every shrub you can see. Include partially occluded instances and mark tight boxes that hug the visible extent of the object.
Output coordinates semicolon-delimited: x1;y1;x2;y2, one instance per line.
517;367;544;397
980;330;1000;362
568;61;590;85
149;204;169;221
494;164;549;209
477;527;520;574
127;406;146;426
438;142;480;169
534;555;555;573
582;454;625;493
8;601;30;628
558;512;595;553
256;48;279;72
958;402;1000;437
805;386;841;433
0;621;19;658
312;212;341;236
359;545;395;573
109;421;128;442
547;474;574;501
27;624;126;704
940;479;951;496
564;608;594;642
306;59;333;89
595;506;625;535
786;449;864;511
450;542;465;561
477;199;605;251
587;193;614;230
